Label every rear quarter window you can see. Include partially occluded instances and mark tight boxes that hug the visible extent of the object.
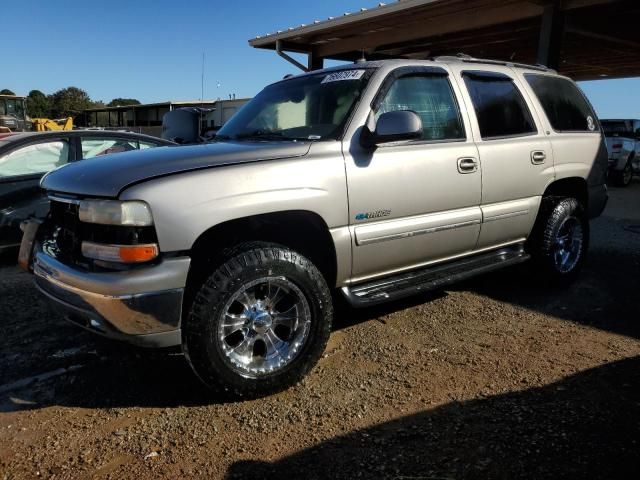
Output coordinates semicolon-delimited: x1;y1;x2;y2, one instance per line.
0;140;69;177
524;74;598;133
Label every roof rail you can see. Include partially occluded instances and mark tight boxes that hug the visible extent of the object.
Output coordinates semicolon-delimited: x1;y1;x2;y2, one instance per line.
433;54;556;73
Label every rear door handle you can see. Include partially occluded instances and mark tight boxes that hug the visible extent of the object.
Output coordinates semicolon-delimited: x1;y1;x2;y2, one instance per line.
531;151;546;164
457;157;478;174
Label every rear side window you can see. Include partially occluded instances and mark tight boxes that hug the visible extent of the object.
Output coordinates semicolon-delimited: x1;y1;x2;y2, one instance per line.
463;71;536;139
0;140;69;177
524;74;598;132
81;137;138;159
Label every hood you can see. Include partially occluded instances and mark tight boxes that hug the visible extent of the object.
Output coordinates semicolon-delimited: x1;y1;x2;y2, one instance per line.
41;141;312;198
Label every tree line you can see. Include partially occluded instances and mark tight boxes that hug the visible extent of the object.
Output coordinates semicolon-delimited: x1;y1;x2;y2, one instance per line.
0;87;140;119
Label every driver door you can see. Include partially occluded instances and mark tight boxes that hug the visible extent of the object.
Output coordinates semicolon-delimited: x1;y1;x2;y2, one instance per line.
344;67;482;282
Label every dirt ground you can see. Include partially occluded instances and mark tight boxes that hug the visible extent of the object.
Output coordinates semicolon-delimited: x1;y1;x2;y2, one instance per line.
1;181;639;480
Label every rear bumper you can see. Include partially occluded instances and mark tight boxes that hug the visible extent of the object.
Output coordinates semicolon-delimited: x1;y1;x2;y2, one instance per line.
587;183;608;219
33;249;190;348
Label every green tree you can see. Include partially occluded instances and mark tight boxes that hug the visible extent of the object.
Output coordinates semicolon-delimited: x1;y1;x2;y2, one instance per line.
26;90;51;118
107;98;141;107
50;86;92;118
0;89;16;95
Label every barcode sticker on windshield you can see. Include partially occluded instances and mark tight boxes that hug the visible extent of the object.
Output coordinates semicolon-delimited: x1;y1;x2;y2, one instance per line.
321;70;365;83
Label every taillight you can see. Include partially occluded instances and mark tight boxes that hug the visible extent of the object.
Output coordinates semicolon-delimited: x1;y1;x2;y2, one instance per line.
612;143;622;149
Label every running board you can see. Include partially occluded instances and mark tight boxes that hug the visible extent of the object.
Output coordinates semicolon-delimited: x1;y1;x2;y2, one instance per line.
341;244;530;308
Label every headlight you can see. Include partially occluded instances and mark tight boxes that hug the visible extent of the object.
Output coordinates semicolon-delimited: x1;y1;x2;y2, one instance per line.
78;200;153;226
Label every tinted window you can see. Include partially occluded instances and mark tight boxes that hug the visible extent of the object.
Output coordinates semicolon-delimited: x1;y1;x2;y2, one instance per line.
525;74;598;132
0;140;69;177
463;72;536;139
601;120;632;136
375;74;465;141
81;137;138;159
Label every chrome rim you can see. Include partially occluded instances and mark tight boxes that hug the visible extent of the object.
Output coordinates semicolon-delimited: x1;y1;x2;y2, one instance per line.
217;276;311;378
553;216;583;273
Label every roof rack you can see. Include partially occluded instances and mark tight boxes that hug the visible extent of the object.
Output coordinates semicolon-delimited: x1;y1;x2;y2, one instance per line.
433;54;556;73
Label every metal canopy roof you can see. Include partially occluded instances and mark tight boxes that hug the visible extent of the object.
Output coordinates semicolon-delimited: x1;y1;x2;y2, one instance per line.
249;0;640;81
83;100;219;113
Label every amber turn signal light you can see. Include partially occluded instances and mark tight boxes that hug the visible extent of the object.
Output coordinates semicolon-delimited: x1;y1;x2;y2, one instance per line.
81;241;159;264
118;244;159;263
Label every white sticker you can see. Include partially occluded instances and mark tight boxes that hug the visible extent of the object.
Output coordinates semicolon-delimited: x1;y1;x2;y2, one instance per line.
321;70;365;83
587;116;595;131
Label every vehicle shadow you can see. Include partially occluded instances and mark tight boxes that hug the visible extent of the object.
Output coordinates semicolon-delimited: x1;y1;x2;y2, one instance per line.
332;289;447;332
0;247;18;266
225;355;640;480
0;290;446;411
450;215;640;341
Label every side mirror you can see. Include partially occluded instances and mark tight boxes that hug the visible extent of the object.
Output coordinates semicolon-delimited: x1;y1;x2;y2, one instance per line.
361;110;422;148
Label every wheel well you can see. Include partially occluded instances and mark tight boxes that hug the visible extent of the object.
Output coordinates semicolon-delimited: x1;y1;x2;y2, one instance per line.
543;177;588;208
184;211;337;309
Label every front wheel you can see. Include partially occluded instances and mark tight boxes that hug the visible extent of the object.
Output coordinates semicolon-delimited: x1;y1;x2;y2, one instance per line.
182;243;332;397
527;197;589;284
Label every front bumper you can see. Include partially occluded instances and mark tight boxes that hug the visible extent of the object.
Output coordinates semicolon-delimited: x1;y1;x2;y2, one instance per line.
33;248;190;348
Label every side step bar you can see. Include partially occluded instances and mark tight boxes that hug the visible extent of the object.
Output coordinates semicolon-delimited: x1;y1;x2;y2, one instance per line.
341;244;530;308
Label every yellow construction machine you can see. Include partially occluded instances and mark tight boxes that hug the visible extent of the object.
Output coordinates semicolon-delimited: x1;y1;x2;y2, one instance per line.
32;117;73;131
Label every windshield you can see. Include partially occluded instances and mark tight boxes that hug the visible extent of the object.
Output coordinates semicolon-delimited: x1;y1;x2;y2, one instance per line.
216;69;371;141
6;99;17;116
1;99;25;118
602;120;632;135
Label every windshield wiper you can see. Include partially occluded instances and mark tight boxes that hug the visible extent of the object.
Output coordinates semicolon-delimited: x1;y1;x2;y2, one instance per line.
213;134;233;141
231;130;309;141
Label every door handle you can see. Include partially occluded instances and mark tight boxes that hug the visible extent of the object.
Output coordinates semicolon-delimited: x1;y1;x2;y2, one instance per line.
531;151;546;164
457;157;478;174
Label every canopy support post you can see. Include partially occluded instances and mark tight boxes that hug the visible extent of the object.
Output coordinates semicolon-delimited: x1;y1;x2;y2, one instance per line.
276;40;309;72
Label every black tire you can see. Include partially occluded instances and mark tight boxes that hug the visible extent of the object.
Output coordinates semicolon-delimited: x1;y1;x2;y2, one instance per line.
527;197;589;284
611;158;633;187
182;242;332;397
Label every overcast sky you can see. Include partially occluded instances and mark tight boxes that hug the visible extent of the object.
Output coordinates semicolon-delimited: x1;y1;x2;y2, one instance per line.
3;0;638;118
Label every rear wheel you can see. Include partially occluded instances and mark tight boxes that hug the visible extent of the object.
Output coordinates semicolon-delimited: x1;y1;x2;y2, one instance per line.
182;243;332;397
527;197;589;284
612;158;633;187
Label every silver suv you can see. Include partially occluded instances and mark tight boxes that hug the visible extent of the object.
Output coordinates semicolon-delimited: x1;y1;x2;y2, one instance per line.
22;57;608;396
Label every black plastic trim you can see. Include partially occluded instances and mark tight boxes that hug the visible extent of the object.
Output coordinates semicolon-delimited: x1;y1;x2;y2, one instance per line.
342;244;530;308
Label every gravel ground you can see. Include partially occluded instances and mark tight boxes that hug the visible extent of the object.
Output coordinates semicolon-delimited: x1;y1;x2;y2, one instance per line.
1;181;639;480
